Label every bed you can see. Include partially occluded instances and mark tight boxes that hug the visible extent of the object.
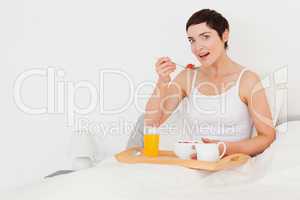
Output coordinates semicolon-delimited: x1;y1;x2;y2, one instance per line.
1;120;300;200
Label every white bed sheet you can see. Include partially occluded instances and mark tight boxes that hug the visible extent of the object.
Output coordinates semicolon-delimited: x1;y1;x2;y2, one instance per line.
1;121;300;200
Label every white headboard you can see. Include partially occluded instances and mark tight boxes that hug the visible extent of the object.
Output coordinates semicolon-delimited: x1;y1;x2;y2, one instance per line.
252;65;299;123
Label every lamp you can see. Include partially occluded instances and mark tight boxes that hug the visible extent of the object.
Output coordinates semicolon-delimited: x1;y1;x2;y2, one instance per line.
69;129;98;170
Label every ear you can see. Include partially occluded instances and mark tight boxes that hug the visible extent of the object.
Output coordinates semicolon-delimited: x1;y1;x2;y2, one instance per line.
222;29;229;43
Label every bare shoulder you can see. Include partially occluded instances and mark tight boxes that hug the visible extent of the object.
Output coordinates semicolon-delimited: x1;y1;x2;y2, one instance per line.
243;69;260;81
239;69;262;103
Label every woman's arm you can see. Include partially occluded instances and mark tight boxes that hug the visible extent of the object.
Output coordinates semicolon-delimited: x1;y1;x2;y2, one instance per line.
203;71;276;157
144;57;190;127
203;134;275;157
144;79;170;126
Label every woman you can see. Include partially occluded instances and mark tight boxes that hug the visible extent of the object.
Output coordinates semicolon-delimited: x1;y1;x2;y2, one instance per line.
129;9;275;157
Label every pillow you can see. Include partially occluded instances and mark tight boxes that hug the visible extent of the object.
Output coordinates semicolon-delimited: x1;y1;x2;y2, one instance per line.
267;121;300;172
260;72;287;127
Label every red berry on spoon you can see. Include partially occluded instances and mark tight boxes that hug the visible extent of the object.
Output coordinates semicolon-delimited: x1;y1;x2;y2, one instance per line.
186;64;195;69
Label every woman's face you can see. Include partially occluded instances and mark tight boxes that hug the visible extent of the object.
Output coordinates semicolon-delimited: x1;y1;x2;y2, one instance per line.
187;23;228;67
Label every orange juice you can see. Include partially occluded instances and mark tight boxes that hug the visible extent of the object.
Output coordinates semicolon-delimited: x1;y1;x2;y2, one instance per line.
143;134;160;157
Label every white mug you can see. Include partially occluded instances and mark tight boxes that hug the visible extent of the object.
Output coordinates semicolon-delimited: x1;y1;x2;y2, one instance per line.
195;142;227;161
173;141;196;160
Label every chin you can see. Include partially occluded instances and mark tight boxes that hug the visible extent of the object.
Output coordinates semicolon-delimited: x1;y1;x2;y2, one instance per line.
196;54;217;67
198;59;215;67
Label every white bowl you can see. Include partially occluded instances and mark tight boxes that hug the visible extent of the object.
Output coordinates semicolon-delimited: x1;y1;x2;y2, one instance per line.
173;142;195;160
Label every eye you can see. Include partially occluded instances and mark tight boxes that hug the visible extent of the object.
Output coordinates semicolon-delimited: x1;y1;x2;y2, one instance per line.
201;35;210;40
188;39;195;44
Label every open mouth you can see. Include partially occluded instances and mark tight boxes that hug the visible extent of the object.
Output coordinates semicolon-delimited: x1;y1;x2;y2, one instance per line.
199;52;210;58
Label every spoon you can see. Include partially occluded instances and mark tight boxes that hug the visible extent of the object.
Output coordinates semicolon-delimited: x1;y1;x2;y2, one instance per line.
173;62;200;70
156;57;200;70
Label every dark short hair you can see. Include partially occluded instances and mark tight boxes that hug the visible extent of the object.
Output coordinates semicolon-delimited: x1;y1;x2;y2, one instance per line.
186;9;230;49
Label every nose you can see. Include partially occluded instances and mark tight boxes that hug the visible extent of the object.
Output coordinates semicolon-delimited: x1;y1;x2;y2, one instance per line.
193;41;206;52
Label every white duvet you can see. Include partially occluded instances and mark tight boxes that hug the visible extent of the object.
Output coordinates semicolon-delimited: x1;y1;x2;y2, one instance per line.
2;121;300;200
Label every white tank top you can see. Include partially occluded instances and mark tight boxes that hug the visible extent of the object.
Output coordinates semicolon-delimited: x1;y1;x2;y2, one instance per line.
182;67;254;142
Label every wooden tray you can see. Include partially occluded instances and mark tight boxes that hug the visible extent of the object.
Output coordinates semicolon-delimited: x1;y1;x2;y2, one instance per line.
115;147;251;171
